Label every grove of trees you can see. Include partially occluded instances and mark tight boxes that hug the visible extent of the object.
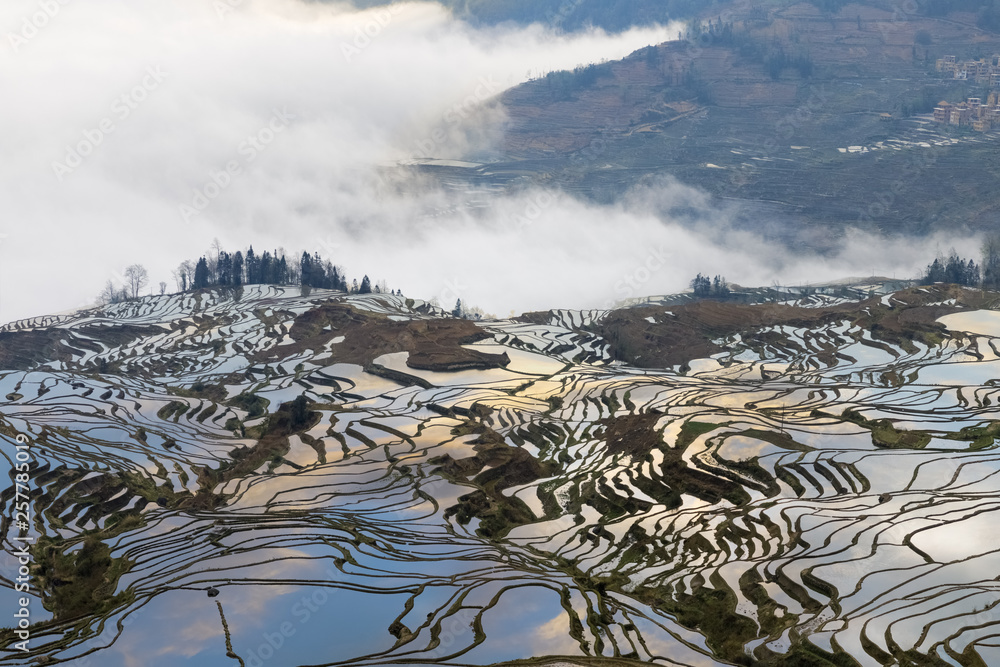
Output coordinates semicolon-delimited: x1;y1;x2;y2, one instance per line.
920;252;980;286
918;236;1000;289
98;240;395;305
171;242;390;296
691;273;730;298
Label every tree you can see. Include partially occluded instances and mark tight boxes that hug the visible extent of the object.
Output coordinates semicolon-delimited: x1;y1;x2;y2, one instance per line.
176;260;195;292
232;251;244;287
452;298;463;318
124;264;149;299
983;234;1000;288
217;251;232;286
359;275;372;294
311;253;326;288
98;280;119;305
691;273;729;298
260;251;273;285
922;258;945;284
159;281;167;295
967;258;980;286
300;251;313;287
691;273;711;297
713;275;730;297
929;251;982;286
172;267;186;292
193;257;210;290
329;263;341;292
245;246;258;284
277;255;288;284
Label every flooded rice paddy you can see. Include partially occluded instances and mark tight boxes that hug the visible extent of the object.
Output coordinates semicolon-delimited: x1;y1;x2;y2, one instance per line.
2;286;1000;666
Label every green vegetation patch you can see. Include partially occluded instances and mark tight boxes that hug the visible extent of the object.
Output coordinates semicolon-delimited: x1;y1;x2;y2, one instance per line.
838;410;931;449
227;392;268;419
156;400;189;421
33;535;133;621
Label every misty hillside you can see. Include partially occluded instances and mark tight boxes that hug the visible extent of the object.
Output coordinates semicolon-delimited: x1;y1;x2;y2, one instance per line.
341;0;1000;33
405;0;1000;248
341;0;717;31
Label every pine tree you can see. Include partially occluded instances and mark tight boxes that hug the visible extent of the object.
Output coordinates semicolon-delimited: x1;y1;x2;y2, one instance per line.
246;246;258;284
260;251;272;285
714;275;729;297
359;275;372;294
452;298;463;317
984;235;1000;289
922;258;945;284
193;257;210;289
232;251;244;287
218;251;232;286
312;253;325;288
277;256;288;284
966;259;979;286
691;273;711;297
300;251;312;287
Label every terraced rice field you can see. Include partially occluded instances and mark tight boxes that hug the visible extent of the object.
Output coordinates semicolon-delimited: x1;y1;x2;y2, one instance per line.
2;284;1000;666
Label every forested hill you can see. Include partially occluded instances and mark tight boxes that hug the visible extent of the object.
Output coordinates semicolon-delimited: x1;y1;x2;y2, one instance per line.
401;0;1000;247
337;0;718;32
334;0;1000;34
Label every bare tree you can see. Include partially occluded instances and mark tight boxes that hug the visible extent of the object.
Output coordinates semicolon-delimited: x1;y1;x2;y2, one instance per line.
174;260;195;291
159;281;167;295
124;264;149;299
207;238;225;284
210;237;224;261
98;280;118;305
983;234;1000;288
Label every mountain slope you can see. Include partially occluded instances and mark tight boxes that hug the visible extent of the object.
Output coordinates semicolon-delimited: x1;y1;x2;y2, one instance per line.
416;2;1000;244
344;0;717;32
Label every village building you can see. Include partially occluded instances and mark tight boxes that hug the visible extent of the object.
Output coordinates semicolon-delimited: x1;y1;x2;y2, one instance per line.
932;95;1000;131
936;55;1000;87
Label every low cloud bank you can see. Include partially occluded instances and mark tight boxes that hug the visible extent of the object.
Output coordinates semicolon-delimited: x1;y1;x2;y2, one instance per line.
0;0;976;323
